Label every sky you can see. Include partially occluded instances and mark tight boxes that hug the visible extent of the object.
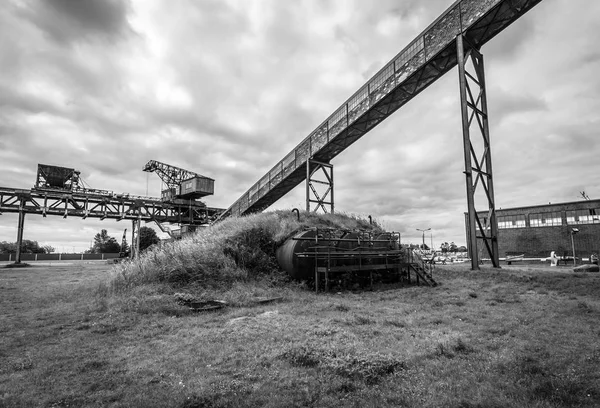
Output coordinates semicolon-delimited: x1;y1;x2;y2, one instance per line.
0;0;599;252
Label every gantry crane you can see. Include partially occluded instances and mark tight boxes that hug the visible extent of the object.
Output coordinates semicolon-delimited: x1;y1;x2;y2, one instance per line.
142;160;217;238
0;163;224;264
142;160;214;200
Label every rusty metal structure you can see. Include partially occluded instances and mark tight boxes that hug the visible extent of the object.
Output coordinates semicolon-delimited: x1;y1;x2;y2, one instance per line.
2;1;549;270
0;164;223;264
35;164;81;191
142;160;214;200
275;229;436;292
306;160;334;213
220;0;544;269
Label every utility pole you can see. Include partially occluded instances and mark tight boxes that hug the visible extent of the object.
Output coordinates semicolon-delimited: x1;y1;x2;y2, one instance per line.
571;228;579;266
416;228;431;249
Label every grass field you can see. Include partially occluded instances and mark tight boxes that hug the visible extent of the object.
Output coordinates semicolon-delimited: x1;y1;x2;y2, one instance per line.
1;261;599;407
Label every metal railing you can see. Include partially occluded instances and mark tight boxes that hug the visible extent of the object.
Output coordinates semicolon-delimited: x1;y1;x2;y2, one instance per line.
227;0;503;217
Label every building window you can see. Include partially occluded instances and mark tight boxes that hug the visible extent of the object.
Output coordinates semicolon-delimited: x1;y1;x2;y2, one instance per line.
566;209;600;225
530;211;563;227
498;214;526;229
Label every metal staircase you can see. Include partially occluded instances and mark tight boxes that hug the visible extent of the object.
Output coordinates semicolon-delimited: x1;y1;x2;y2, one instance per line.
408;250;438;287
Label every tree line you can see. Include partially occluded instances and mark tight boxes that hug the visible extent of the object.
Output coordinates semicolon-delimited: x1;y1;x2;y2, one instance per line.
0;240;55;254
0;227;160;254
84;227;160;254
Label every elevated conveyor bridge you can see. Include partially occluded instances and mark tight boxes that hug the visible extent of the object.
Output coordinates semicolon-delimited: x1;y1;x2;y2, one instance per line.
221;0;545;269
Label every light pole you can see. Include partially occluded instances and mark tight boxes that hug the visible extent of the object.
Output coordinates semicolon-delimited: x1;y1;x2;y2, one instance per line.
570;228;579;265
416;228;431;249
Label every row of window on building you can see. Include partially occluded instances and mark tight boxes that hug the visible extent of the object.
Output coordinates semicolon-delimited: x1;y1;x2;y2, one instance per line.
496;209;599;229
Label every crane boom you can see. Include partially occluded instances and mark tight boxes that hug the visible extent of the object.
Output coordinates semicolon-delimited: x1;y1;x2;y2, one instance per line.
143;160;215;200
142;160;211;190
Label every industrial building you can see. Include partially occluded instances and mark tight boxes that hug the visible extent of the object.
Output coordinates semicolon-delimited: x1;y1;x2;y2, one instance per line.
468;199;600;259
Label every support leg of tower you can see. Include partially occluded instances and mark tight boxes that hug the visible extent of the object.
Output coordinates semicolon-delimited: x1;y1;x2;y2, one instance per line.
135;218;141;258
456;34;500;269
131;220;136;259
15;208;25;265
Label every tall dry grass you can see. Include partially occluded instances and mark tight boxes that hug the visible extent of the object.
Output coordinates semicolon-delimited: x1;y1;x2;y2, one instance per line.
108;210;381;294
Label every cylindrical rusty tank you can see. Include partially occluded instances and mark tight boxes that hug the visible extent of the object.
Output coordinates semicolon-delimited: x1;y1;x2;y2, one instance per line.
276;229;401;281
275;230;319;281
372;233;399;251
336;232;372;251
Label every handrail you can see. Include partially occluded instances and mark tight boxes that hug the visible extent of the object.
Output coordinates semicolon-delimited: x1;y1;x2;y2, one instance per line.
224;0;538;218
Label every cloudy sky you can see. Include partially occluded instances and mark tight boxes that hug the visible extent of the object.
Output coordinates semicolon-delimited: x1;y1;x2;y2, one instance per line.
0;0;598;252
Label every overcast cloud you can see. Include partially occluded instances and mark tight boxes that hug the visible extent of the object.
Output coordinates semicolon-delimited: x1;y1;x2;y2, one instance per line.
0;0;598;252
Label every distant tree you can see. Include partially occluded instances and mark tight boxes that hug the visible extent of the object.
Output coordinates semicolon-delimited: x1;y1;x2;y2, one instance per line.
23;240;47;253
42;245;55;254
0;241;16;253
0;240;51;253
91;229;121;253
449;242;458;252
457;245;467;252
138;226;160;252
440;242;450;253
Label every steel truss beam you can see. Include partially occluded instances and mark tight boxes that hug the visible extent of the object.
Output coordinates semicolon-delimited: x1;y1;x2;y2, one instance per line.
222;0;544;219
306;160;334;213
1;186;224;263
457;35;499;269
0;187;223;225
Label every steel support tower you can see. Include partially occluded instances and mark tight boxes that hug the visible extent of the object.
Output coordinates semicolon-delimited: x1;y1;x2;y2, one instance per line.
457;35;500;269
218;0;543;269
306;160;334;213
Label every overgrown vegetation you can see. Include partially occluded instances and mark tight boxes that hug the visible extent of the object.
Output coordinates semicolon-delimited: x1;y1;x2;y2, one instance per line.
0;262;600;408
2;262;599;407
3;214;600;407
108;210;381;294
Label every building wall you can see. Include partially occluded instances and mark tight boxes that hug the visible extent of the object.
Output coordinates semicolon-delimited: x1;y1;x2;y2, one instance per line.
467;200;600;258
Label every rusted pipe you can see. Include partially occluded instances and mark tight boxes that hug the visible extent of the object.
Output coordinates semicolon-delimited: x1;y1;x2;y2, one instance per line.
292;208;300;221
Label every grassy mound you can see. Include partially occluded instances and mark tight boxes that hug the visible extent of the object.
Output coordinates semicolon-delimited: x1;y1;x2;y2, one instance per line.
109;210;381;294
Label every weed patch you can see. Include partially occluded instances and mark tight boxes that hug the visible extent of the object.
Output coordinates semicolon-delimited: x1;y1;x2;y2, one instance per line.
281;344;405;383
433;338;475;359
383;319;407;328
333;303;351;312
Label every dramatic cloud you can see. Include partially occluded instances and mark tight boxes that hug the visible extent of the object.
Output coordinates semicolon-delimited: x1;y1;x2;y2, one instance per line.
0;0;598;251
